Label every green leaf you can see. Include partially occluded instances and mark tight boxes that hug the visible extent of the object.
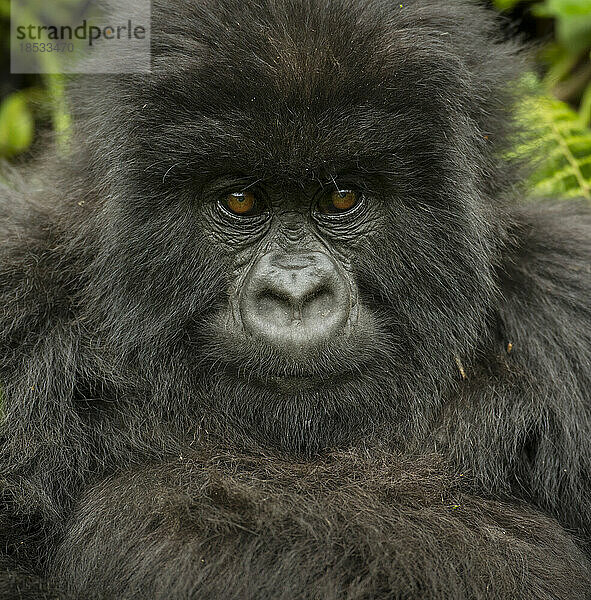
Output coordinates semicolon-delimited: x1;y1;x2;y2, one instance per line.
493;0;522;11
579;81;591;125
540;44;583;87
555;16;591;53
0;92;34;158
516;93;591;199
535;0;591;17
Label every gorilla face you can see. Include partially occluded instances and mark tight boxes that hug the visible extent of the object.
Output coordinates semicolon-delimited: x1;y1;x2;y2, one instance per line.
192;173;396;451
203;180;376;370
71;0;521;453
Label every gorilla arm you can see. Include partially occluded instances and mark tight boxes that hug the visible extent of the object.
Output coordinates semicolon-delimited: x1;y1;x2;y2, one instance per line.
0;557;62;600
49;451;591;600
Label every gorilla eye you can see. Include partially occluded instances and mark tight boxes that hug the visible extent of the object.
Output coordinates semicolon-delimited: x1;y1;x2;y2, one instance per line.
318;190;361;215
222;191;260;216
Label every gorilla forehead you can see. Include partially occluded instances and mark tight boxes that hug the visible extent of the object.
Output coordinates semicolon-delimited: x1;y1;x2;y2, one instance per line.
75;0;521;197
131;0;476;180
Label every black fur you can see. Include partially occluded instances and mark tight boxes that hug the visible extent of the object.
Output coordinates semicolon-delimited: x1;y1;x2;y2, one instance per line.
1;1;590;598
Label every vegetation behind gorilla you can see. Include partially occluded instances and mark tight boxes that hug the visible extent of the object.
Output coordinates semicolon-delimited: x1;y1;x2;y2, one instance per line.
1;1;591;598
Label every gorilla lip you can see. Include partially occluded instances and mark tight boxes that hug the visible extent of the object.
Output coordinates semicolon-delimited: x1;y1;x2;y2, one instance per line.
263;374;326;392
200;308;382;382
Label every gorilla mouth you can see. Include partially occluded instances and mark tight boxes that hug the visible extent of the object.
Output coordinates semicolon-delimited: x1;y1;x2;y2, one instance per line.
207;342;376;386
194;302;385;383
249;371;358;392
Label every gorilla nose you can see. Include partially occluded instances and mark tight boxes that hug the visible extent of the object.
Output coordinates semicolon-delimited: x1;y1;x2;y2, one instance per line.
239;251;351;349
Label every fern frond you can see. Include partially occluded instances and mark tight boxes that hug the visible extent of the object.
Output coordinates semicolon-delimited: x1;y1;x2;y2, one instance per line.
516;94;591;200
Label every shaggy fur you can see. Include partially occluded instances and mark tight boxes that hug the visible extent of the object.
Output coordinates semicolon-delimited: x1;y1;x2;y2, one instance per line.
1;0;590;598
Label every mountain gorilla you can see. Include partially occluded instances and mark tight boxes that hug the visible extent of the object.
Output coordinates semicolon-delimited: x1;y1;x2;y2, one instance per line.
1;0;591;598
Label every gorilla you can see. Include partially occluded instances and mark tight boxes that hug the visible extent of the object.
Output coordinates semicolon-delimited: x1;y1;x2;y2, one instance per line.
1;0;591;598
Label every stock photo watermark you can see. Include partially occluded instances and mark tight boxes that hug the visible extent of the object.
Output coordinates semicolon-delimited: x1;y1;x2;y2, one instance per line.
10;0;152;73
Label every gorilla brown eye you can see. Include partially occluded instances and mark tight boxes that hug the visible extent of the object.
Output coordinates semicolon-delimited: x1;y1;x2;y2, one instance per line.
223;191;258;216
318;190;361;215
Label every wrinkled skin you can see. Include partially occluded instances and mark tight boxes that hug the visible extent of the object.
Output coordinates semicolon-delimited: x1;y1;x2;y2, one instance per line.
1;1;591;599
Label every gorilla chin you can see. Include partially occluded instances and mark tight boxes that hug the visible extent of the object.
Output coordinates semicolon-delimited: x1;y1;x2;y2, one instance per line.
200;309;401;454
198;290;402;455
208;371;402;455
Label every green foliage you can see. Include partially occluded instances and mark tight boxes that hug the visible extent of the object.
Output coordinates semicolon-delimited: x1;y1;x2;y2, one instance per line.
535;0;591;17
0;79;70;160
494;0;522;10
494;0;591;17
516;89;591;199
0;3;70;159
496;2;591;199
495;0;591;125
535;1;591;56
44;75;72;143
0;91;34;157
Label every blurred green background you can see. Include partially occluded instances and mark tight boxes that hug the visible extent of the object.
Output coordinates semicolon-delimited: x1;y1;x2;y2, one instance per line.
3;0;591;199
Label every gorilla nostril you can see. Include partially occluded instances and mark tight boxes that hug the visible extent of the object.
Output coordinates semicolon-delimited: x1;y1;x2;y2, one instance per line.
300;286;334;319
240;251;351;348
255;289;294;326
303;285;330;304
255;283;333;323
